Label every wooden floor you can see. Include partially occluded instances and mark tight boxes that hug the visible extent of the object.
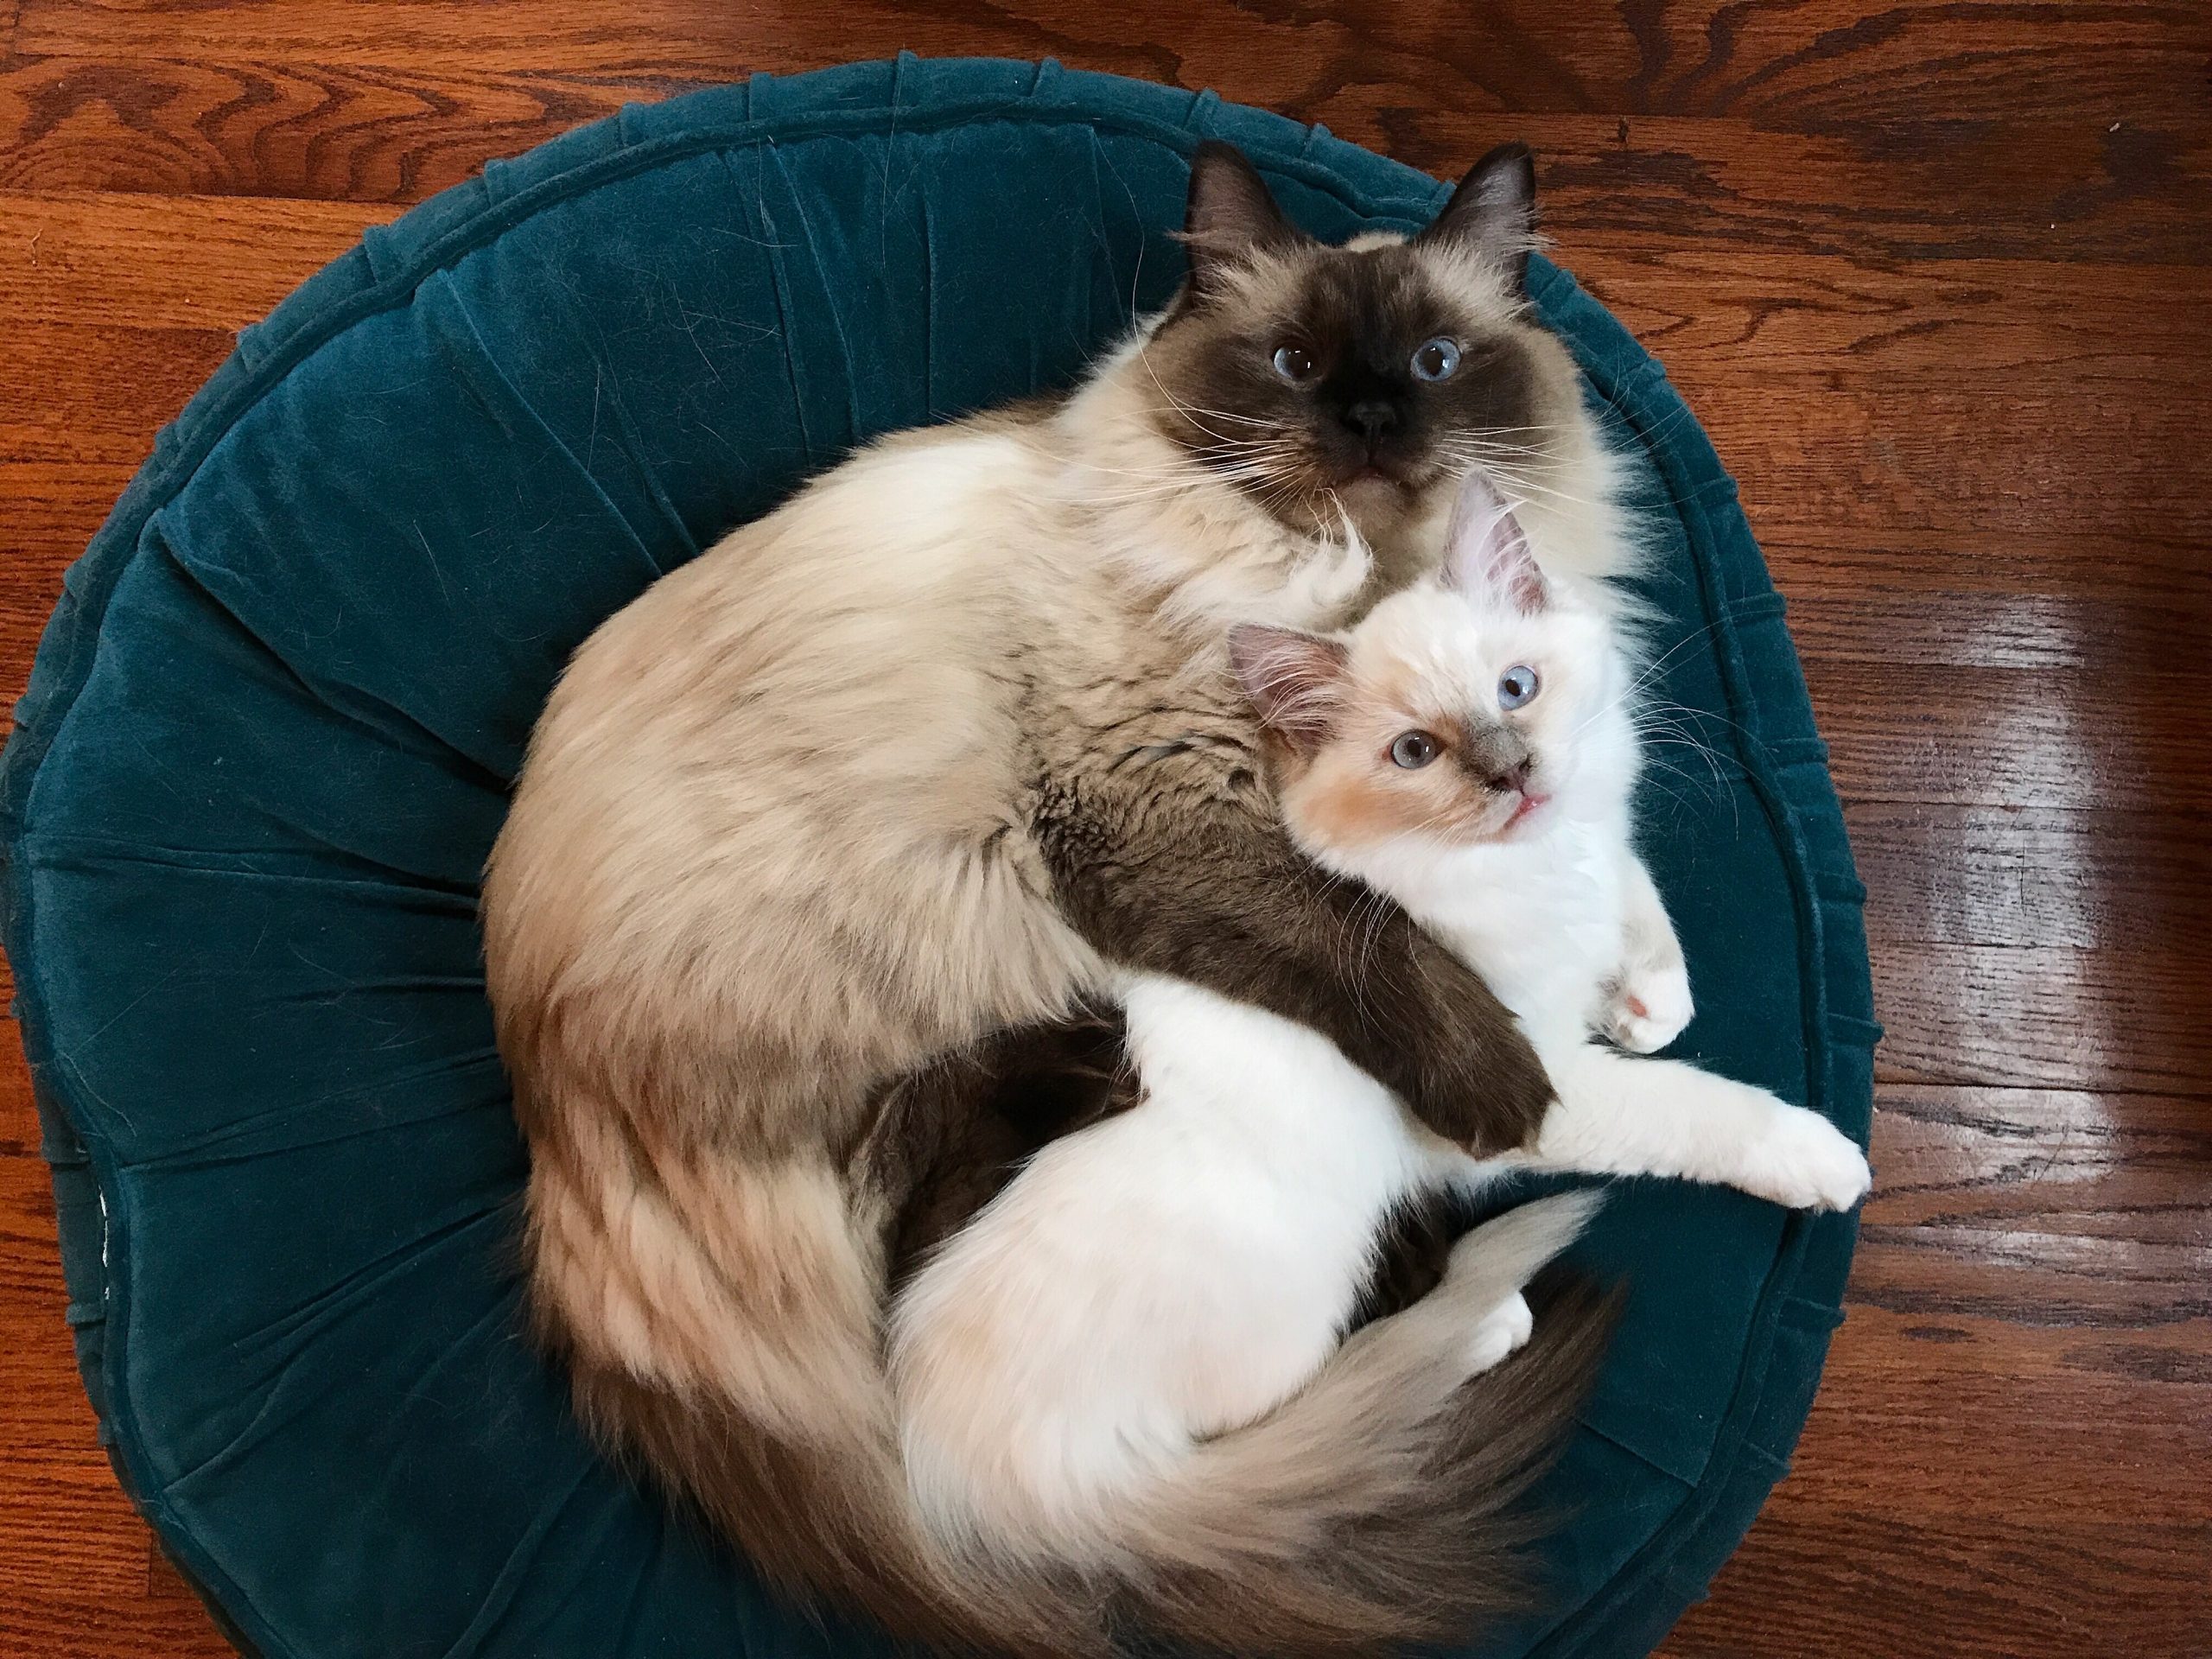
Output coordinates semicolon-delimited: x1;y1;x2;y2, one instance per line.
2;3;2208;1656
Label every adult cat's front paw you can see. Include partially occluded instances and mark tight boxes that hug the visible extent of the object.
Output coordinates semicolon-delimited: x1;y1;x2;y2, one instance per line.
1741;1105;1872;1211
1605;960;1694;1053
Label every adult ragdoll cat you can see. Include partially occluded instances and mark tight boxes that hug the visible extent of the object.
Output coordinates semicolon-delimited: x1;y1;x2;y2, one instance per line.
482;141;1625;1656
890;474;1872;1656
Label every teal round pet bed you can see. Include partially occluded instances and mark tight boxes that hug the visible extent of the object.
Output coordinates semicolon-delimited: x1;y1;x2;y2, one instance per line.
2;55;1875;1659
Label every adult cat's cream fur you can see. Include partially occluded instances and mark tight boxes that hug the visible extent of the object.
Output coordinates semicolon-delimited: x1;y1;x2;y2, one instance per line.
483;143;1625;1655
892;476;1870;1651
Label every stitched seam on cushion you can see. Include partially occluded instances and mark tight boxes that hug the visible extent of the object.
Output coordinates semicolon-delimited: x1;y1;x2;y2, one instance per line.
16;832;484;893
766;140;866;450
432;268;669;584
145;513;517;801
1574;1413;1702;1486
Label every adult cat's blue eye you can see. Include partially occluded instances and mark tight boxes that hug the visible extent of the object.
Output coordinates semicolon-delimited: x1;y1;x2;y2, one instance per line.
1411;337;1461;381
1497;665;1540;709
1390;731;1440;769
1272;344;1317;382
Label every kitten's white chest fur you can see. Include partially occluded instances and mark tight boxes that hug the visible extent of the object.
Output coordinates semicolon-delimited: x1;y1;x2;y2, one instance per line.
1357;808;1633;1051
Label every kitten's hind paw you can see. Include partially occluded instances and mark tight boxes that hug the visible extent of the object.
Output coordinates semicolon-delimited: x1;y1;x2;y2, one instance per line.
1463;1292;1535;1376
1742;1105;1872;1212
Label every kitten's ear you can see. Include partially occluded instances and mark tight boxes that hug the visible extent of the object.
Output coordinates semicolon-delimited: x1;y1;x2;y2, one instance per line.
1417;142;1538;295
1441;470;1548;613
1181;143;1303;296
1229;625;1350;752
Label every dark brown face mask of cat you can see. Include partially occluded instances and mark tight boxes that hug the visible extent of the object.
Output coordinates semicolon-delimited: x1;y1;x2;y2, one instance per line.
1141;140;1577;543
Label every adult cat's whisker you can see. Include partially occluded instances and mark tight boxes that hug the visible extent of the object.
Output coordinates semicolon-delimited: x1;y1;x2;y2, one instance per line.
1455;470;1599;512
1451;463;1573;494
1440;436;1561;461
1132;348;1289;444
1143;401;1283;431
1084;454;1302;503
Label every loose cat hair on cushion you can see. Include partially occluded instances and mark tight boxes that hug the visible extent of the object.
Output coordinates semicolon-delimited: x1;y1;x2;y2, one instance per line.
889;473;1868;1655
484;144;1629;1657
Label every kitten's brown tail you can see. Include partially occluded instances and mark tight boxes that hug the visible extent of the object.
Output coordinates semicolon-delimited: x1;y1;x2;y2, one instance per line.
1098;1191;1616;1658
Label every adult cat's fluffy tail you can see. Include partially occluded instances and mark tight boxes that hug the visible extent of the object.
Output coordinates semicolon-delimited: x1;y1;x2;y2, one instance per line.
519;1095;1113;1659
1089;1190;1614;1657
525;1078;1602;1659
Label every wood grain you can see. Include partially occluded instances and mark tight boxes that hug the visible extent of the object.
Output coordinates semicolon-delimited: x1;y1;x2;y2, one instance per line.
1666;1085;2212;1656
2;1;2208;260
1;2;2207;1656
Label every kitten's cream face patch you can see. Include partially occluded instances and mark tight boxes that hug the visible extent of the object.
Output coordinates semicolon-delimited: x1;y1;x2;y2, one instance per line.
1277;587;1620;855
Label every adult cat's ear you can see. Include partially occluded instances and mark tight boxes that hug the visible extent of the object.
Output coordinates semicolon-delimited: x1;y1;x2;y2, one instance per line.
1417;142;1538;295
1442;469;1548;613
1229;625;1349;752
1181;143;1304;296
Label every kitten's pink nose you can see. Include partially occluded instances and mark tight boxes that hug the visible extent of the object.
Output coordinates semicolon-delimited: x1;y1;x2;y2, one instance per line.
1490;759;1532;793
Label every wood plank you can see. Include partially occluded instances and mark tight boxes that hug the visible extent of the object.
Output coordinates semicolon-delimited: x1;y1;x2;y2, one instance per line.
0;188;391;328
1667;1081;2212;1656
1848;806;2212;1092
1849;804;2212;951
0;52;645;203
1872;942;2209;1094
6;321;229;464
1700;386;2212;542
1808;656;2212;810
0;1593;238;1657
1853;1086;2212;1327
0;461;130;713
1573;249;2212;393
1662;1509;2212;1657
1768;531;2209;675
15;0;2210;128
0;21;2202;264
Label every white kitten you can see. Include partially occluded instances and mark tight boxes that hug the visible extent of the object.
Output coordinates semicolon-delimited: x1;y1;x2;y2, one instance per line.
890;472;1869;1583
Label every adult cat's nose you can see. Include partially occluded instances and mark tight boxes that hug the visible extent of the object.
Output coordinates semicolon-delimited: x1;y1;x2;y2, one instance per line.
1341;399;1399;442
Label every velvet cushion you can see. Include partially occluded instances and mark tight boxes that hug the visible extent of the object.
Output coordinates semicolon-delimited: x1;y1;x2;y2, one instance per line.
1;55;1875;1659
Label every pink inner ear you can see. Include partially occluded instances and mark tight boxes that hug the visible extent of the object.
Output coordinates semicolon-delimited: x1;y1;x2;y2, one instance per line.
1228;624;1349;749
1443;469;1547;612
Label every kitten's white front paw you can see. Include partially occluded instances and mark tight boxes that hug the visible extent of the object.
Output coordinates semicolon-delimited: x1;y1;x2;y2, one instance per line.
1605;960;1694;1053
1463;1292;1535;1376
1741;1105;1872;1211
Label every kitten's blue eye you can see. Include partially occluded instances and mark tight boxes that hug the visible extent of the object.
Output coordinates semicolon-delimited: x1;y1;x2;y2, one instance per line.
1272;344;1317;382
1390;731;1441;769
1411;338;1461;381
1497;665;1540;709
